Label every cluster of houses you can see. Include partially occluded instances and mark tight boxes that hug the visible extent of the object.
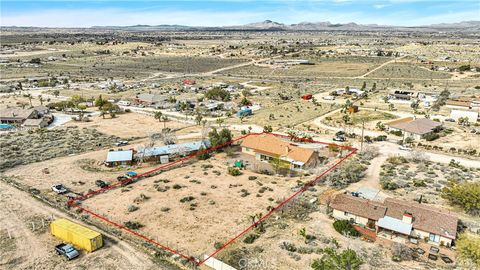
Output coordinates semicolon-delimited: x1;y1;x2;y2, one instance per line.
330;192;458;247
0;106;53;129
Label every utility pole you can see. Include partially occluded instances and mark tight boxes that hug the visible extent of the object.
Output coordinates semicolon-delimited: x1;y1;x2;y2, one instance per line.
360;120;365;153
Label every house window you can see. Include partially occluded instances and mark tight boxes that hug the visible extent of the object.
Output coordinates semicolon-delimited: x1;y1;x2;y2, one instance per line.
429;233;440;243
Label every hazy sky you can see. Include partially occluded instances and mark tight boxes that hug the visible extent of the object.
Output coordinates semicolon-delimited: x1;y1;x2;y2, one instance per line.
1;0;479;27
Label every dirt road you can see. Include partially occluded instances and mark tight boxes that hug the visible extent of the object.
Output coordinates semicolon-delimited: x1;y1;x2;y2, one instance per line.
0;180;157;270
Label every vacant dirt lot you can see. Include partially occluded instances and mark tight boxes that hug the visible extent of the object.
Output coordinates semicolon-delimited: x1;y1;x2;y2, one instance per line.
79;143;334;260
64;112;190;139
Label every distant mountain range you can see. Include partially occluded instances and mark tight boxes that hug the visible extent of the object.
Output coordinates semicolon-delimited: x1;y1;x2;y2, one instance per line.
91;20;480;32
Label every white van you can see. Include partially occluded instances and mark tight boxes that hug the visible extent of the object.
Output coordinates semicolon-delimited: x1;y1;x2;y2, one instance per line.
117;100;131;106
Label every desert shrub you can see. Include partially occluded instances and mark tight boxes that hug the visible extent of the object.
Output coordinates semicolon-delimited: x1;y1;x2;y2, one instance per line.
312;248;362;270
381;180;399;190
333;220;360;237
324;160;367;188
172;184;182;189
124;221;144;230
280;241;297;252
134;193;150;203
391;243;413;262
423;133;440;141
243;234;259;244
227;167;241;176
180;196;195;203
390;130;403;136
442;181;480;215
248;176;257;180
127;205;139;212
386;156;408;165
456;233;480;268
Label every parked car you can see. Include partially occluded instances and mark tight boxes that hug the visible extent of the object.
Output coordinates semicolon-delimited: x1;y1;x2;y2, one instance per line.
399;145;412;151
55;243;79;260
115;140;129;146
117;175;128;181
95;180;108;188
333;136;346;142
51;184;67;194
444;118;455;122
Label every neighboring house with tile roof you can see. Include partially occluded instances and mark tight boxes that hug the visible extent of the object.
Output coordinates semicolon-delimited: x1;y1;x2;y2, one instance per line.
0;107;38;124
385;117;442;140
330;193;458;247
240;134;318;170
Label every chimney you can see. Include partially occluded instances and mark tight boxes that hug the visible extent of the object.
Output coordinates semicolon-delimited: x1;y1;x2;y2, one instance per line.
402;212;413;224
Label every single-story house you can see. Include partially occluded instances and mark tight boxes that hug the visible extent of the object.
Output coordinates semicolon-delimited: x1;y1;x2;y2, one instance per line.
389;90;418;101
330;193;458;247
0;107;38;124
331;193;387;230
137;140;211;163
22;118;50;128
132;93;166;107
240;134;318;170
450;110;479;123
105;150;134;167
385;117;442;140
446;96;480;109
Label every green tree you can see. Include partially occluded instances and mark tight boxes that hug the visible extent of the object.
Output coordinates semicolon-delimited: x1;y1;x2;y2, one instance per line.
154;111;163;122
312;248;363;270
269;156;290;175
77;104;87;121
442;181;480;215
204;87;231;101
52;89;60;98
456;232;480;268
94;95;107;107
208;128;233;148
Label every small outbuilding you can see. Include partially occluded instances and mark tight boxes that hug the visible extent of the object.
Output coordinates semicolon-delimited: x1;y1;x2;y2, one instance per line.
105;150;134;167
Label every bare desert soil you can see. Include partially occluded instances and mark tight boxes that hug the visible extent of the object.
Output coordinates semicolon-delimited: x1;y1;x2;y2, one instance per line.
64;111;190;139
0;180;156;270
81;152;306;258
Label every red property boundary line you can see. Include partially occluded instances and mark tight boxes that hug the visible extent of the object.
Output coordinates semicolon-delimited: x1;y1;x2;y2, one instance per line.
67;132;357;265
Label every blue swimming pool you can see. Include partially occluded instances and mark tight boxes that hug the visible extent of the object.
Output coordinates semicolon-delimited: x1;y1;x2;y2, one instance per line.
0;124;14;129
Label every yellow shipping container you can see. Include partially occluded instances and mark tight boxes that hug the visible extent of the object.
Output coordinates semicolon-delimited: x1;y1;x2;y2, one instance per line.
50;218;103;252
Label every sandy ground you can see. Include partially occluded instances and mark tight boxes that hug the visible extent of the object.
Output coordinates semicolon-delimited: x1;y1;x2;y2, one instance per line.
64;112;190;139
0;180;156;270
81;152;300;258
